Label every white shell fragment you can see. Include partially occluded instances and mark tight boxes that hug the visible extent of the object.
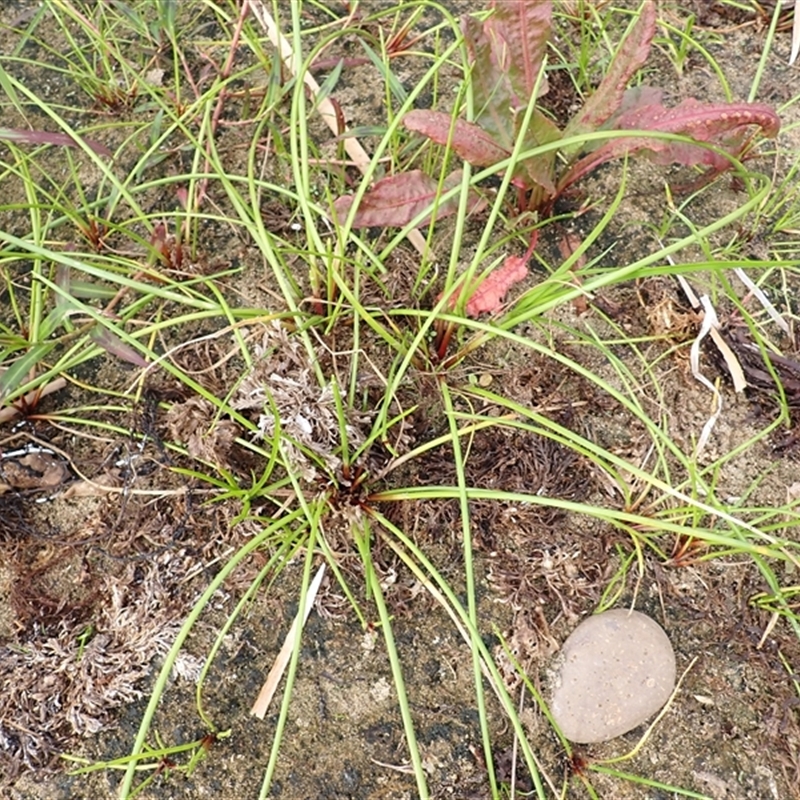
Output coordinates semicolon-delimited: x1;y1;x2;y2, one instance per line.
550;609;677;744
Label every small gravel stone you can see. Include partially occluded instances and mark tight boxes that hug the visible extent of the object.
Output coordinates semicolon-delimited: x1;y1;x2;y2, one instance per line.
550;609;676;744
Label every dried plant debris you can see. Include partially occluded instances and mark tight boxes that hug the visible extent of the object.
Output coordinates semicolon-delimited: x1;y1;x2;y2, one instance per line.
468;428;590;522
163;321;374;479
0;564;178;778
461;429;604;662
166;395;240;469
231;321;371;478
0;452;232;790
722;323;800;409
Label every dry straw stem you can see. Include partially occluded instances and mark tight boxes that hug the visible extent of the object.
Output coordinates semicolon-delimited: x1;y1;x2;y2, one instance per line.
250;1;429;258
689;296;731;455
675;273;746;455
251;563;327;719
733;267;790;333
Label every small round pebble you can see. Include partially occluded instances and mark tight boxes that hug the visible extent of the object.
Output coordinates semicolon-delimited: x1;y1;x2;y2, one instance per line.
550;609;676;744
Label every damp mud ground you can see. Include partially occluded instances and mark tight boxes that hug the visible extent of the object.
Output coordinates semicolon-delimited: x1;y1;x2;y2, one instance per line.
3;2;800;799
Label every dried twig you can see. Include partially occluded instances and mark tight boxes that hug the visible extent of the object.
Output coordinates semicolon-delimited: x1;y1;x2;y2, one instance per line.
251;563;326;719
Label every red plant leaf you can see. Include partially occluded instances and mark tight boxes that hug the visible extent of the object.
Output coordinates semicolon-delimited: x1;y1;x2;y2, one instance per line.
620;98;779;140
0;127;112;157
399;3;556;198
403;110;510;166
462;16;515;153
446;251;531;318
564;0;657;141
463;254;528;317
89;327;149;368
404;107;558;195
462;1;552;151
448;228;539;317
482;1;552;109
333;169;484;229
558;100;781;193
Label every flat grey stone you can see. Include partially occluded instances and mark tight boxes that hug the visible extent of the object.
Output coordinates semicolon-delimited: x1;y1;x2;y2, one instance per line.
550;609;676;744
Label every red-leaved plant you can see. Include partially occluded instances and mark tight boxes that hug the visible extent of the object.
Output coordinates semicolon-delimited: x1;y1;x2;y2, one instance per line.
333;0;780;316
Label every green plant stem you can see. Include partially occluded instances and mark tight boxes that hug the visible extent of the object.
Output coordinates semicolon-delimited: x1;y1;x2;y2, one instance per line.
439;379;498;796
